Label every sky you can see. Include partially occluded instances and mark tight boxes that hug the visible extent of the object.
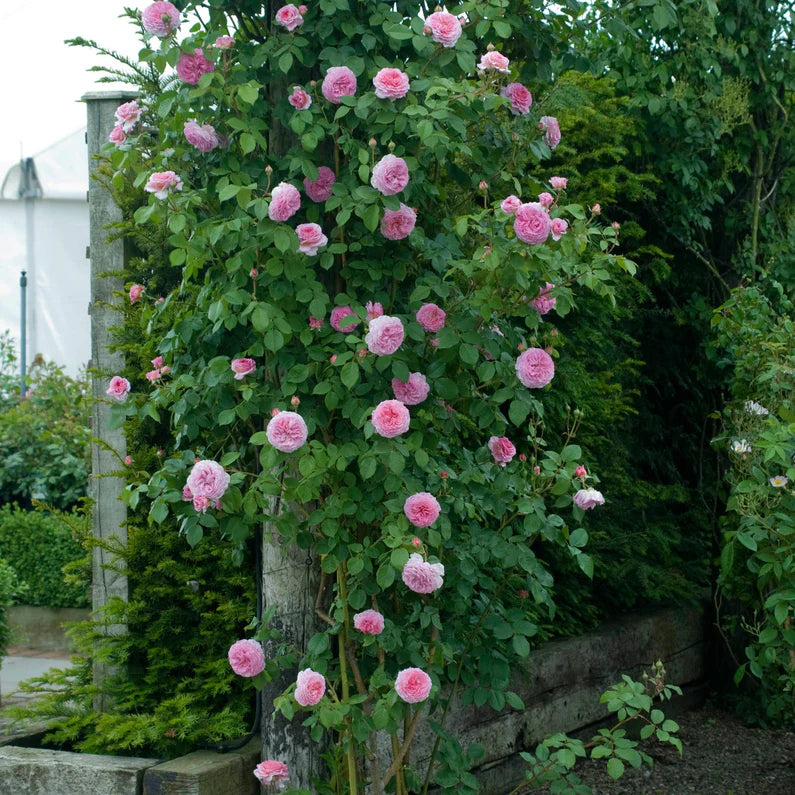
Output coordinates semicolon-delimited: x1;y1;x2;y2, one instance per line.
0;0;142;181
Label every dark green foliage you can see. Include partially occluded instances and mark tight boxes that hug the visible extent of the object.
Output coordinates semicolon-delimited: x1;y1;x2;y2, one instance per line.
0;505;90;609
0;558;25;662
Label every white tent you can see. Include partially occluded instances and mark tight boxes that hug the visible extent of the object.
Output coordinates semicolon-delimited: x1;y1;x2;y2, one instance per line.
0;129;90;376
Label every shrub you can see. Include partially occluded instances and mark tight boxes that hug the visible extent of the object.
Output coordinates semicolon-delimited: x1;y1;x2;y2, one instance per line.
0;558;25;664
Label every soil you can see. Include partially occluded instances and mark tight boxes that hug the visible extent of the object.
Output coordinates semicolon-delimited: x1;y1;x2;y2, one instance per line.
544;704;795;795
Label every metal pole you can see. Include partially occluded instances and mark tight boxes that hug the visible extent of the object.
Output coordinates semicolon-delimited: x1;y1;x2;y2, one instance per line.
19;270;27;397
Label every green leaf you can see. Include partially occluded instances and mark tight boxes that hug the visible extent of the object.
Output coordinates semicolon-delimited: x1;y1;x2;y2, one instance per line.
237;82;259;105
340;361;359;388
512;634;530;657
376;562;395;589
359;456;377;480
279;52;294;74
606;758;625;780
390;548;409;570
240;133;256;154
218;184;241;202
363;204;380;232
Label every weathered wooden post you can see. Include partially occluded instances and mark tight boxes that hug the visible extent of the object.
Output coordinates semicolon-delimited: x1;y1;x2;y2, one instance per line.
84;90;136;711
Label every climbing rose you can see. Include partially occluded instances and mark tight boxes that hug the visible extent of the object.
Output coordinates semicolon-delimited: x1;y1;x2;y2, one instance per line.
380;204;416;240
295;668;326;706
425;11;462;47
365;315;404;355
514;202;551;245
231;358;256;380
516;348;555;388
129;284;144;302
574;465;588;479
549;176;568;190
478;50;510;73
530;283;556;315
551;218;569;241
371;154;409;195
744;400;769;416
322;66;357;104
539;116;561;149
176;49;214;85
215;35;234;49
731;439;751;453
183;120;218;152
253;760;290;789
371;400;410;438
769;475;789;488
365;301;384;321
309;316;323;329
288;86;312;110
228;639;265;677
144;171;182;199
353;609;385;635
488;436;516;466
106;376;130;402
275;4;304;31
266;411;308;453
296;223;328;256
573;488;605;510
538;192;554;207
108;126;126;145
151;356;164;369
501;195;522;214
404;492;441;528
303;166;336;202
391;372;429;405
330;305;358;333
268;182;301;222
187;459;230;502
395;668;432;703
373;68;410;100
500;82;532;115
114;100;142;132
402;553;444;594
141;1;180;36
145;369;161;382
416;303;446;332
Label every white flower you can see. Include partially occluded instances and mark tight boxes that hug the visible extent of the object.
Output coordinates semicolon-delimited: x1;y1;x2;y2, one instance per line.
730;439;752;454
744;400;769;416
769;475;789;488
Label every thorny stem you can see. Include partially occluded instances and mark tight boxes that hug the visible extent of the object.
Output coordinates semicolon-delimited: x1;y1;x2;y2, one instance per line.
336;566;358;795
383;708;423;788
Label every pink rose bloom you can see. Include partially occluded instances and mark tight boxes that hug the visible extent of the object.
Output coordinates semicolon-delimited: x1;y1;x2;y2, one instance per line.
366;301;384;321
416;303;446;332
373;68;410;100
425;10;462;47
253;760;290;788
322;66;357;104
303;166;336;202
145;369;161;382
266;411;308;453
228;639;265;677
573;488;605;510
330;305;358;333
395;667;432;703
478;50;510;73
591;203;602;214
151;356;165;368
551;218;568;241
215;35;235;49
514;202;552;245
295;668;326;706
187;459;230;501
268;182;301;222
231;358;256;380
184;120;218;153
530;282;556;315
353;609;385;635
296;223;328;256
141;1;180;37
108;126;127;146
539;116;561;149
402;553;444;594
574;465;587;478
309;316;323;329
275;4;304;32
288;86;312;110
106;376;130;402
391;372;429;405
114;100;142;132
501;195;522;214
176;49;215;85
371;154;409;196
365;315;404;356
549;176;568;190
488;436;516;466
371;400;410;438
538;192;554;208
500;82;532;115
380;204;416;240
144;171;183;200
515;348;555;389
129;284;145;302
404;492;441;528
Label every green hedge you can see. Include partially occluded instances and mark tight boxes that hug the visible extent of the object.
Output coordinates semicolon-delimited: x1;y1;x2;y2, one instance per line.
0;505;90;609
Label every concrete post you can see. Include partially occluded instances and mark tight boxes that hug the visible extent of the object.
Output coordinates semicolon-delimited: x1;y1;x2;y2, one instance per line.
84;91;137;710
